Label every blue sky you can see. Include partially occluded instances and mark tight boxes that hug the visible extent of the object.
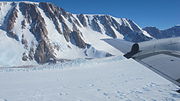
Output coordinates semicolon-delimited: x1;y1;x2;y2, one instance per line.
1;0;180;29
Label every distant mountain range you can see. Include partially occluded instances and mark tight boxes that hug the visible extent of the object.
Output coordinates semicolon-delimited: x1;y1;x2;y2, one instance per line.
0;1;179;66
143;26;180;39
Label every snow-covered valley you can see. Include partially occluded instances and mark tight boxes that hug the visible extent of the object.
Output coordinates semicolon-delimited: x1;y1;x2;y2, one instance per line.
0;56;179;101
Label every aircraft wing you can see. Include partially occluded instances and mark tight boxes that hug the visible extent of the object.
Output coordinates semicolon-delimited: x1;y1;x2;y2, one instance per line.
103;38;180;87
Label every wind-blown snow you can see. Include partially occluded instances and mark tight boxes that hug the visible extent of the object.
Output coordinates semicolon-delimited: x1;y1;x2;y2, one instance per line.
0;56;179;101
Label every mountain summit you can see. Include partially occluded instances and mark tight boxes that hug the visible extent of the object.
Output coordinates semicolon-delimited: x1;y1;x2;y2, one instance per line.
0;1;152;66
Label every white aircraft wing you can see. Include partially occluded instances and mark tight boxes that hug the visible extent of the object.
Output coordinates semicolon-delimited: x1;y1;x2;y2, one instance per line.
103;38;180;87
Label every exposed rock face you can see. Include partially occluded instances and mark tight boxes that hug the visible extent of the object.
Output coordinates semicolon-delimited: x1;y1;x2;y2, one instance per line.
90;18;102;33
62;22;71;42
19;2;55;63
6;4;19;41
0;1;153;65
143;26;180;39
70;30;86;48
19;2;48;41
95;15;117;38
39;2;62;34
85;15;151;41
6;6;18;31
29;47;34;61
21;20;26;29
77;14;88;27
34;40;55;64
39;2;74;42
22;52;28;61
118;25;151;42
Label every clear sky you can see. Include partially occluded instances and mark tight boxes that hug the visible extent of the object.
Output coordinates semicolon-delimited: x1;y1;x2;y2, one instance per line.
1;0;180;29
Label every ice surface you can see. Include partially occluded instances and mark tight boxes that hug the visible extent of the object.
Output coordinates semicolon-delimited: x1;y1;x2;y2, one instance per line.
0;56;179;101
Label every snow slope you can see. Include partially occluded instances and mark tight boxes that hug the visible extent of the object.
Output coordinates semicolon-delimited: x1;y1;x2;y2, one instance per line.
0;1;152;66
0;30;37;67
0;56;179;101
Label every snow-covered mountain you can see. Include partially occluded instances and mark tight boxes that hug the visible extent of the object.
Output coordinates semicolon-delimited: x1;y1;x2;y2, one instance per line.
0;1;152;66
143;26;180;39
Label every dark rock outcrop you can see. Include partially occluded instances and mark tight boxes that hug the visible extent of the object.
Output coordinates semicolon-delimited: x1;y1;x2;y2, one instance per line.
19;2;48;41
22;53;28;61
6;4;19;41
34;40;56;64
70;30;86;48
85;15;151;41
39;2;72;42
97;15;117;38
90;18;102;33
118;25;151;42
77;14;87;27
39;2;62;34
21;20;26;29
19;2;56;63
6;6;18;31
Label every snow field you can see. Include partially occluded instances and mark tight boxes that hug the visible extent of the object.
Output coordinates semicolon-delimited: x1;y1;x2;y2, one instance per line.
0;56;179;101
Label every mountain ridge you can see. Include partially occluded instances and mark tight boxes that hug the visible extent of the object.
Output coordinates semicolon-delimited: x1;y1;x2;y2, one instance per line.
0;1;152;66
143;26;180;39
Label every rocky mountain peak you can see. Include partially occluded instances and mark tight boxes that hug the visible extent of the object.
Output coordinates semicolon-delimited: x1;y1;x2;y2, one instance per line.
0;1;152;66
